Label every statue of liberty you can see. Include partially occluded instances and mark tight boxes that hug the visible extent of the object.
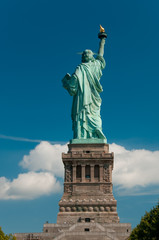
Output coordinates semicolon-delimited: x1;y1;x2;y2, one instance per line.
62;26;107;143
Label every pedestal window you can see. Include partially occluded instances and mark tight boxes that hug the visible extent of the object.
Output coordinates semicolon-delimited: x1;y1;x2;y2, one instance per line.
94;165;99;178
85;165;90;179
76;165;81;178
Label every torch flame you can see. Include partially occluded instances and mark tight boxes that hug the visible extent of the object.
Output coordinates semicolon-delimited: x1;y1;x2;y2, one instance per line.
100;25;105;33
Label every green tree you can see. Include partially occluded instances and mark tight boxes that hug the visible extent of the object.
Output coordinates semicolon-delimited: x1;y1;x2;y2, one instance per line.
0;227;16;240
129;202;159;240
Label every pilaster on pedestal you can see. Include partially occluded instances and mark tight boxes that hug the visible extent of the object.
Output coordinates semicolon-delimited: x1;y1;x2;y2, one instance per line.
90;164;94;182
72;164;76;182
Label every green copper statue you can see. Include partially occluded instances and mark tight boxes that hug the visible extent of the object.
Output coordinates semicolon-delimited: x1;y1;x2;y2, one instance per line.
62;26;107;143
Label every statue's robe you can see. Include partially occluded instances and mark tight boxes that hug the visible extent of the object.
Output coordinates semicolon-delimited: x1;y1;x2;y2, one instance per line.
62;55;106;139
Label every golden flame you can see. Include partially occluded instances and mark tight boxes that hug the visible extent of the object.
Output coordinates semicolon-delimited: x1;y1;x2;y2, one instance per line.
100;25;105;33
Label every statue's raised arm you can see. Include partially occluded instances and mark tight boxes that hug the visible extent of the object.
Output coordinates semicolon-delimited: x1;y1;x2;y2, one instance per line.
98;25;107;57
62;26;107;144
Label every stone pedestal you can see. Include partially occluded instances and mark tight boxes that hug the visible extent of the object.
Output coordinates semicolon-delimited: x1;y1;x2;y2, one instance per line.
57;143;119;225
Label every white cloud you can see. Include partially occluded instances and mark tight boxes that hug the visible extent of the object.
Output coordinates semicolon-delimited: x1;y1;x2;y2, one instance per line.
20;141;67;178
110;143;159;194
0;141;66;200
0;172;62;200
0;141;159;200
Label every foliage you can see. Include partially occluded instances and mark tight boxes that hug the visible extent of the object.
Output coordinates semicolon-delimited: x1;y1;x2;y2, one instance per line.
129;202;159;240
0;227;16;240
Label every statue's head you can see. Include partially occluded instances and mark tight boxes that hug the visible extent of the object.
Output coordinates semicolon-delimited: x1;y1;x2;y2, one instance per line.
82;49;95;63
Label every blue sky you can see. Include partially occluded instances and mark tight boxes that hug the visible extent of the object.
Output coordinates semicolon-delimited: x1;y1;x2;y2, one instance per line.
0;0;159;234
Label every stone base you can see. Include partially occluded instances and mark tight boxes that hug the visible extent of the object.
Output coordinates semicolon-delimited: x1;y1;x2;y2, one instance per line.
67;143;109;152
57;192;119;225
15;222;131;240
57;212;119;225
